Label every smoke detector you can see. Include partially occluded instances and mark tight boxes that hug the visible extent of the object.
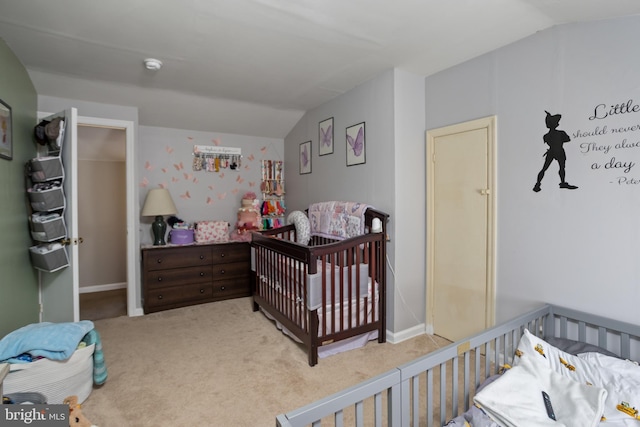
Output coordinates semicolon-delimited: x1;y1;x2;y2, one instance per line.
144;58;163;71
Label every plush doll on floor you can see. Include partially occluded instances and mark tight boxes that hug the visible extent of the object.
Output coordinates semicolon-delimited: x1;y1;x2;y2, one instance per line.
64;395;98;427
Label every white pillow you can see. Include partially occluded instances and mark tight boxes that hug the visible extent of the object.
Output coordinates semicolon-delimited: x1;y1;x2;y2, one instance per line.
286;211;310;245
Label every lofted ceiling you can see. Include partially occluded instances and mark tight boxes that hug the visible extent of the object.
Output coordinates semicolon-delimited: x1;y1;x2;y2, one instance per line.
1;1;640;139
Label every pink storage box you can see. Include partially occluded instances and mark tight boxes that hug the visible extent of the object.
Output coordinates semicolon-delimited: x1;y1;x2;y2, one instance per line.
195;221;229;243
169;229;194;245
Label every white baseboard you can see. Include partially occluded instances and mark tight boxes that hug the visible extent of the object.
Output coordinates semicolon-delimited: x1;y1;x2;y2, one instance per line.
386;323;427;344
79;282;127;294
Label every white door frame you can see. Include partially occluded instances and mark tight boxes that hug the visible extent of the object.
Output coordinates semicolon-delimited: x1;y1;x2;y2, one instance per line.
77;116;142;317
425;115;497;333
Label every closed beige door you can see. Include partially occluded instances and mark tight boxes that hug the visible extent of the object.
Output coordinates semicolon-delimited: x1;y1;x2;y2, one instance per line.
426;116;496;342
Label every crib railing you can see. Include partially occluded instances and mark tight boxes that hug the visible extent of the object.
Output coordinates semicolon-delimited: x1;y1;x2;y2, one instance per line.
276;304;640;427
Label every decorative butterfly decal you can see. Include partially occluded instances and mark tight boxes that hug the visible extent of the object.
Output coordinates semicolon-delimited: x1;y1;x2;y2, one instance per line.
208;185;215;190
249;181;256;187
159;183;167;189
180;191;191;199
212;138;221;146
218;173;225;179
144;161;153;170
247;154;255;161
187;136;194;141
206;196;213;205
217;192;227;200
321;124;332;146
165;146;174;154
260;146;267;154
174;162;184;171
161;167;168;173
301;144;309;167
232;188;239;194
347;126;364;157
140;177;149;188
183;172;193;181
192;177;198;184
171;177;179;183
236;175;244;184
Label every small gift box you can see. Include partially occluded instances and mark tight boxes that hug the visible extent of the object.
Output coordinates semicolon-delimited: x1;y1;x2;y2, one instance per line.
195;221;229;243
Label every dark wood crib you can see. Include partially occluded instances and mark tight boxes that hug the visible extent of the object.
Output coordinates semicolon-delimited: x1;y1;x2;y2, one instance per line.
251;207;389;366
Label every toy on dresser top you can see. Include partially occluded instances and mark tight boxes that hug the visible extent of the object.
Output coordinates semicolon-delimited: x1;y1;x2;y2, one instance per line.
231;192;262;241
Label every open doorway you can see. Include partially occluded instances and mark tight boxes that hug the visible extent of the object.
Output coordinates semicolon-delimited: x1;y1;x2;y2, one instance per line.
77;125;127;320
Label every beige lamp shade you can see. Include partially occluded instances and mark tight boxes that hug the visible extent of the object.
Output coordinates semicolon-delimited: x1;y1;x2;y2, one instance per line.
141;188;178;217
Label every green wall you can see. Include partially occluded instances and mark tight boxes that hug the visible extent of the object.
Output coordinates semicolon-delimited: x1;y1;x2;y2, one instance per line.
0;39;38;337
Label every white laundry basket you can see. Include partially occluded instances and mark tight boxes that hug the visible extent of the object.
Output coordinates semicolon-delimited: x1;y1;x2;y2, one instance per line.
3;343;95;404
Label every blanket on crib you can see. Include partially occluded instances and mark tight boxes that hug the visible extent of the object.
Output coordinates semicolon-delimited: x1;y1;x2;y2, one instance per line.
0;320;94;363
474;355;606;427
308;201;371;240
446;329;640;427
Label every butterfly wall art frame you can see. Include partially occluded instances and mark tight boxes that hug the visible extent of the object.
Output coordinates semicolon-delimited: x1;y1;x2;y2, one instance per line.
319;117;333;156
346;122;365;166
299;140;312;174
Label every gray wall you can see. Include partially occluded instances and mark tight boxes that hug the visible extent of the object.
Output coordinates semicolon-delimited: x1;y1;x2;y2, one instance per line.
0;39;39;338
425;16;640;325
284;70;404;332
137;125;284;244
78;160;127;288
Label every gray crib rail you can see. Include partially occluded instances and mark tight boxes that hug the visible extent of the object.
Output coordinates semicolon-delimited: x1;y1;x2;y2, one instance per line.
276;303;640;427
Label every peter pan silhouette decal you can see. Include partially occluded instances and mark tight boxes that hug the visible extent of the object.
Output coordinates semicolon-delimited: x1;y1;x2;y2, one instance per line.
533;111;578;192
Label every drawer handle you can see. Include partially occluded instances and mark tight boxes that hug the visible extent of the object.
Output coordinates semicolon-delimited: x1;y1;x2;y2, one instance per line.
220;270;225;274
220;286;225;291
200;255;205;260
156;258;162;264
157;277;162;282
200;272;205;277
220;253;225;258
200;288;205;294
157;295;163;300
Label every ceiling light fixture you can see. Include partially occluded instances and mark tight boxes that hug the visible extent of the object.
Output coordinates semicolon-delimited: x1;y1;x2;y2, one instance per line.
143;58;163;71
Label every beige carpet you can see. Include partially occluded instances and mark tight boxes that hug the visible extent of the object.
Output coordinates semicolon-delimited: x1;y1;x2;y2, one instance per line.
82;297;450;426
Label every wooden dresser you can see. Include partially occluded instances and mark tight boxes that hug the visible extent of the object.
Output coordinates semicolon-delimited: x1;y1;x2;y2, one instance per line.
141;241;250;313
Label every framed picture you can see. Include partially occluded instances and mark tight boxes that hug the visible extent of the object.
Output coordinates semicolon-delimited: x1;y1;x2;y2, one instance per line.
346;122;365;166
0;99;12;161
319;117;334;156
299;140;312;174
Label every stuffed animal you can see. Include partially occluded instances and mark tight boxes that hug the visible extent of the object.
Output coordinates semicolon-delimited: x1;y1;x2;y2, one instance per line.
235;192;261;233
64;395;98;427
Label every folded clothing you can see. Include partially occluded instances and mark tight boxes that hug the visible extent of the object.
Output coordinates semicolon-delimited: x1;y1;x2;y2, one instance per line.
0;321;94;363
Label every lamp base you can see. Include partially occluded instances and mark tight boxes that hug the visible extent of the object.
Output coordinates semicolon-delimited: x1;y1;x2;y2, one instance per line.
151;215;167;245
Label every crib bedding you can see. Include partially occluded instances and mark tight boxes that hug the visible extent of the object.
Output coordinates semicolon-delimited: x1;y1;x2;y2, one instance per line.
265;258;369;310
445;330;640;427
260;281;379;359
261;277;378;337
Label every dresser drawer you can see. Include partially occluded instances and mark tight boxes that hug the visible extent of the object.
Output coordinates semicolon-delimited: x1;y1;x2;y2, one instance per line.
212;260;250;279
146;265;212;289
211;243;249;264
147;283;213;309
145;246;212;271
213;278;250;298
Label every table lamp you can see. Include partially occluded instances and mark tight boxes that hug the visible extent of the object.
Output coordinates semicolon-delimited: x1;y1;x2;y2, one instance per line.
141;188;178;245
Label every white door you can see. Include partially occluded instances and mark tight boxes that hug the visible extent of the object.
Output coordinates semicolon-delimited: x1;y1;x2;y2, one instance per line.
426;116;496;341
40;108;80;322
